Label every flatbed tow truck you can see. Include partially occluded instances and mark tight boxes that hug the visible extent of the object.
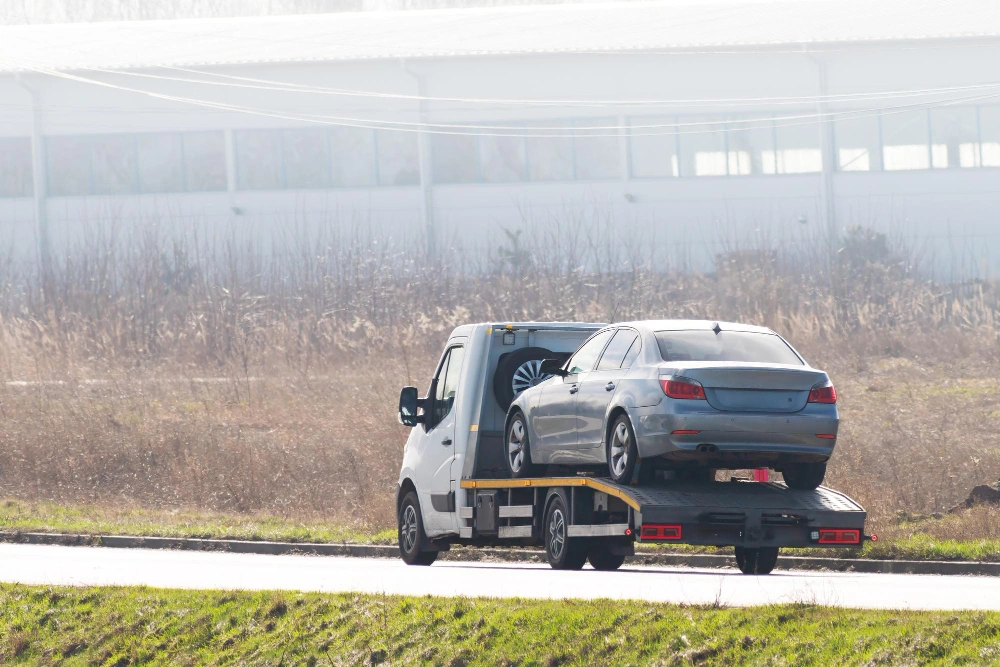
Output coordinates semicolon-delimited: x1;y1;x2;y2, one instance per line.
396;322;872;575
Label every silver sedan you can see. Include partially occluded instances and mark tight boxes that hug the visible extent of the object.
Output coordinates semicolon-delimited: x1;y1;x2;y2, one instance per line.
504;320;838;489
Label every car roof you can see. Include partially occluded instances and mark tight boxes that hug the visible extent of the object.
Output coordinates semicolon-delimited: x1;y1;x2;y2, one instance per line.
613;320;776;335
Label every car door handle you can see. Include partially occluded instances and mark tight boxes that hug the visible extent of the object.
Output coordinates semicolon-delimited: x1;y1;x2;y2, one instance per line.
605;382;615;391
441;438;452;446
569;385;579;394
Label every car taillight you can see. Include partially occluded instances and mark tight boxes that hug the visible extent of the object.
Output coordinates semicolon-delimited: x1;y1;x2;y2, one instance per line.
660;377;706;400
808;382;837;404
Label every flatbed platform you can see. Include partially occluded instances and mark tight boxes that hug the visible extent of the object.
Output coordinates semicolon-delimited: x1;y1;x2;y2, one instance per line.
460;476;867;549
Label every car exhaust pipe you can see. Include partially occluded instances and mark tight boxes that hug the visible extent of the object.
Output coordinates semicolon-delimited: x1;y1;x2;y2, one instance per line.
696;443;718;454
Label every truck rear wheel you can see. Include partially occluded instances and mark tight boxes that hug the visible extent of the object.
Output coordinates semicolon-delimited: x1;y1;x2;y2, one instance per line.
398;491;438;566
734;546;779;575
544;492;587;570
588;546;626;571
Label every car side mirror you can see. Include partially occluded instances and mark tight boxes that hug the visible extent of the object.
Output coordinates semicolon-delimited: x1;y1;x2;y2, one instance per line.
540;358;568;377
398;386;423;427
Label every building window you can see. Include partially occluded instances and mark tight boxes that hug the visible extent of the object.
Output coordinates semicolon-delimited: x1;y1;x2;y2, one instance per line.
137;133;184;193
983;106;1000;167
773;122;822;174
573;118;619;180
90;135;138;195
726;117;775;175
47;136;92;196
182;132;227;192
235;129;282;190
882;110;931;171
376;130;420;186
679;117;727;176
283;128;331;189
835;115;880;171
0;137;32;198
330;127;377;187
432;132;480;184
629;117;678;178
526;122;574;181
480;133;526;182
930;107;979;168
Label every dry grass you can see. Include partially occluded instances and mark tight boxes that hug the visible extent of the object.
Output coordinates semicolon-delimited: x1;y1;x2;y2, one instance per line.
1;221;999;537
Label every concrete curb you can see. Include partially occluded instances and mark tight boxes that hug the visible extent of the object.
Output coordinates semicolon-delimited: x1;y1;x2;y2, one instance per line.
2;531;998;576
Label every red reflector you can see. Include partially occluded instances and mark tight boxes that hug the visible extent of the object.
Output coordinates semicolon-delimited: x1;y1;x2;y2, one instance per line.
808;383;838;404
870;534;878;542
817;529;860;544
671;429;700;435
625;527;632;536
816;434;836;440
660;378;706;400
640;524;682;541
753;468;769;482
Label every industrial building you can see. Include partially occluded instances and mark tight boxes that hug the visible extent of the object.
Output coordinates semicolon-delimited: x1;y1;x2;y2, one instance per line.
1;0;1000;273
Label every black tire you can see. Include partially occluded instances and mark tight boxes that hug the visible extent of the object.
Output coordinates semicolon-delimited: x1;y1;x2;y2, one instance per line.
588;547;626;571
607;414;639;484
493;347;566;411
398;491;438;566
505;410;538;478
734;547;779;575
544;492;588;570
782;463;827;490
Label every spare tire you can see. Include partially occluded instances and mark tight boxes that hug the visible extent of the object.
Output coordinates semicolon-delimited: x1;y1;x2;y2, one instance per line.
493;346;568;410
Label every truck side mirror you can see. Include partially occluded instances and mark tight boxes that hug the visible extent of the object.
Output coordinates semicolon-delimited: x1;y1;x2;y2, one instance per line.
398;386;423;427
540;358;568;377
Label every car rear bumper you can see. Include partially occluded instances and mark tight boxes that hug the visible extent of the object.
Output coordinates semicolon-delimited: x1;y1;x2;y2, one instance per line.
629;405;837;462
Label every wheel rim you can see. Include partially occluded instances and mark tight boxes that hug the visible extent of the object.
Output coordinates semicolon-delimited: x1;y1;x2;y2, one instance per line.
401;504;418;553
508;418;525;472
610;422;630;478
548;507;566;560
511;359;552;398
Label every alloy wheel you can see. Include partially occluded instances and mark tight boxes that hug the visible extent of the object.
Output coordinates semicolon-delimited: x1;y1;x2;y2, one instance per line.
610;422;630;477
508;418;525;472
401;504;418;553
511;359;552;398
548;507;566;560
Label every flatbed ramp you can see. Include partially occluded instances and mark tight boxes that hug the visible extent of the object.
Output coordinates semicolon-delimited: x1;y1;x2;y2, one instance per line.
461;477;866;549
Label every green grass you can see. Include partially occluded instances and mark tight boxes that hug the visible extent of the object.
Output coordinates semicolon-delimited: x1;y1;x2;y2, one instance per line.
0;499;397;546
1;586;999;665
3;498;999;563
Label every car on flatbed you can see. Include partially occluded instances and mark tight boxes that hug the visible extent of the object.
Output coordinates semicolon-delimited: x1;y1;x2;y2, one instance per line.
506;320;838;489
396;322;871;574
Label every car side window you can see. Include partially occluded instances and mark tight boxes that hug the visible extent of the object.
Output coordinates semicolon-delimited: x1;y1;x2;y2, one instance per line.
567;329;614;375
430;345;464;427
620;335;642;369
597;329;639;370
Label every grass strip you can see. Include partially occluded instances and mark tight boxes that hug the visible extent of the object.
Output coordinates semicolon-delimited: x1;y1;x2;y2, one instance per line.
3;498;999;563
2;586;1000;665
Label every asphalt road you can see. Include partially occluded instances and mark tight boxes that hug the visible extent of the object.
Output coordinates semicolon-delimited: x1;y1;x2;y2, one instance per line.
0;543;996;611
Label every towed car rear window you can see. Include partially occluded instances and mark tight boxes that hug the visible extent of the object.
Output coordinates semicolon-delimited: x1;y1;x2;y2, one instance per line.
655;330;803;365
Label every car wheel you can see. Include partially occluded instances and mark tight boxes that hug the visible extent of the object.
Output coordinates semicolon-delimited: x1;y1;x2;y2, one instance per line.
544;492;587;570
398;491;437;566
588;546;626;571
734;546;779;575
493;347;566;411
505;411;537;478
607;414;638;484
782;462;827;490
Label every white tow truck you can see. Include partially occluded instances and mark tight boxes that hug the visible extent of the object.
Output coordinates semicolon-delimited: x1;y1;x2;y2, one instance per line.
396;322;871;574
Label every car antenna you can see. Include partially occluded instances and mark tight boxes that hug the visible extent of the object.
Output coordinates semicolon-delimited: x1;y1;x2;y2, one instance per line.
610;300;621;323
712;322;722;334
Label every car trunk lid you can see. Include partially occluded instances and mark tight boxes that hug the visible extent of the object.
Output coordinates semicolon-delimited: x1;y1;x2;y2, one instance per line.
664;363;828;413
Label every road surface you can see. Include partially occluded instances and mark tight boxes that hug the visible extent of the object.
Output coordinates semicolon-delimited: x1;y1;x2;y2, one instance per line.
0;543;995;610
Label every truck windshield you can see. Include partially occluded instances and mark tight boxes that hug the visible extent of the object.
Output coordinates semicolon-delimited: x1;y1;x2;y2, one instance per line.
655;330;803;365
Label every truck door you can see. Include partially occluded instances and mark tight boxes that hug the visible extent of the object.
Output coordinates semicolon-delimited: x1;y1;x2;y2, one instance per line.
576;328;640;449
415;340;465;534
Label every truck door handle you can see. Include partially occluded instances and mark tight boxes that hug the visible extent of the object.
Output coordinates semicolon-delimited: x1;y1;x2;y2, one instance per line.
569;385;579;394
441;438;452;446
605;382;615;391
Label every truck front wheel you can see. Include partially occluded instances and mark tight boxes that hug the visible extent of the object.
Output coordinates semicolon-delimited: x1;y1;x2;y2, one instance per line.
398;491;438;566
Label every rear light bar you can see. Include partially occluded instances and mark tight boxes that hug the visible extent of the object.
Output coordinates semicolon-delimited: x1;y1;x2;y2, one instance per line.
808;382;838;404
816;434;836;440
640;524;682;541
671;429;700;435
815;528;860;544
660;377;706;400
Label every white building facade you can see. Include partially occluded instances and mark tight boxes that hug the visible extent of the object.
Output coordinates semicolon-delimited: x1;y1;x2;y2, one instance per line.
2;0;1000;275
